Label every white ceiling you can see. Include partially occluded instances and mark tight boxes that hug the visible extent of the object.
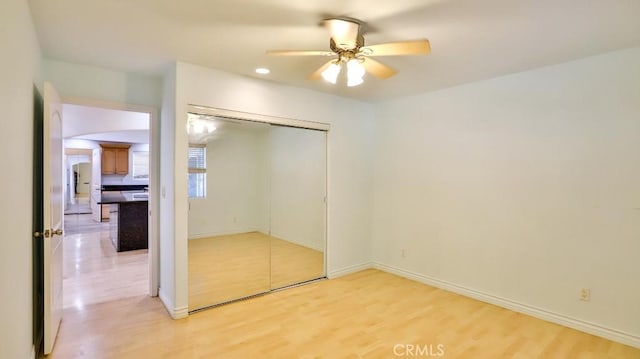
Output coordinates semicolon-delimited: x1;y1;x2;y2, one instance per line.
63;104;150;143
29;0;640;102
73;130;150;144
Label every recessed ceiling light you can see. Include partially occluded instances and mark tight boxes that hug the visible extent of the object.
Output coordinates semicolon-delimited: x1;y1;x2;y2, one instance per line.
255;68;270;75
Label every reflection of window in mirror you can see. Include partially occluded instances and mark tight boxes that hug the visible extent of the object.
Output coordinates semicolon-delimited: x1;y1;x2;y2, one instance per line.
132;151;149;180
188;144;206;198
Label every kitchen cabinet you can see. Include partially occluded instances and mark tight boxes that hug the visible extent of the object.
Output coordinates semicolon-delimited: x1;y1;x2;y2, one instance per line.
101;204;110;221
100;191;149;252
101;145;130;175
110;201;148;251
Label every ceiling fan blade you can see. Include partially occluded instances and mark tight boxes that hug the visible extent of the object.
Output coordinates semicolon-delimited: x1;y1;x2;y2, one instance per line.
267;50;334;56
324;18;360;49
364;39;431;56
362;58;397;79
308;60;336;80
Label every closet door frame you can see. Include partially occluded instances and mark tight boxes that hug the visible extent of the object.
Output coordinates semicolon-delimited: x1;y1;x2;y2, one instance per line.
187;104;329;296
188;105;330;131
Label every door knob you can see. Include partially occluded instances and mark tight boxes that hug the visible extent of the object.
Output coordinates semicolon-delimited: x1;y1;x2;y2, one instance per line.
35;229;64;238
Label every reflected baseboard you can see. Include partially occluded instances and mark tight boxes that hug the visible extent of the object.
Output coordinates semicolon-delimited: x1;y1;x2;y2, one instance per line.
188;229;266;239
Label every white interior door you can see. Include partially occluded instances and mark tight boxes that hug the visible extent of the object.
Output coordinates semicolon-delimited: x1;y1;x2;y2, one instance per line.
43;82;64;355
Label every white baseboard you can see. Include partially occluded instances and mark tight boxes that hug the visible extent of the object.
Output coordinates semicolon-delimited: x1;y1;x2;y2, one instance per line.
372;262;640;349
327;262;372;279
158;288;188;319
188;228;264;240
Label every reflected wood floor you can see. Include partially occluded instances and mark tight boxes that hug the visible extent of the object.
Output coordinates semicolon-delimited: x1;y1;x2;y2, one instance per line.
270;236;324;289
63;213;148;309
188;232;324;311
50;269;639;358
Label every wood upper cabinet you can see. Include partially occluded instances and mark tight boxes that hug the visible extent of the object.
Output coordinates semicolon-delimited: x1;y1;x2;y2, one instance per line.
101;144;130;175
101;148;116;174
115;148;129;174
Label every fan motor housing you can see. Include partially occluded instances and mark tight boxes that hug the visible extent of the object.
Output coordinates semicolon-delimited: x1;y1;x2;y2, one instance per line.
330;35;365;54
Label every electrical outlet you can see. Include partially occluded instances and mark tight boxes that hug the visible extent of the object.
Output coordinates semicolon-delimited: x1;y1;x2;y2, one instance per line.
580;288;591;302
401;249;406;258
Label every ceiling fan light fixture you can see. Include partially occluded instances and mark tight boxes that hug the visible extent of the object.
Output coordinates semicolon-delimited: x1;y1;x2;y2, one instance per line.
267;17;430;86
346;59;365;87
347;76;364;87
321;62;341;84
325;18;360;49
189;119;217;135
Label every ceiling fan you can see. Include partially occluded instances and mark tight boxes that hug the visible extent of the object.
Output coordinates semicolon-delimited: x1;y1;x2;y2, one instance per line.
266;17;431;87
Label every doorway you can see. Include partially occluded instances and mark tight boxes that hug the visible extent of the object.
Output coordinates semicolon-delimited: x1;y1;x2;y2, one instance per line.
60;101;158;310
64;149;93;215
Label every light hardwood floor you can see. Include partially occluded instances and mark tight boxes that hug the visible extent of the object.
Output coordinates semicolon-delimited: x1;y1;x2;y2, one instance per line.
63;213;148;309
188;232;324;311
50;269;640;358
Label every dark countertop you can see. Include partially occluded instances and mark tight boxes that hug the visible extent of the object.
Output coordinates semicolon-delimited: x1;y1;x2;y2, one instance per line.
100;191;149;204
102;184;148;192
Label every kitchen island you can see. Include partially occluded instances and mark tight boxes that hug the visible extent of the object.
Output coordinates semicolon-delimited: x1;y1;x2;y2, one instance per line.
100;191;148;252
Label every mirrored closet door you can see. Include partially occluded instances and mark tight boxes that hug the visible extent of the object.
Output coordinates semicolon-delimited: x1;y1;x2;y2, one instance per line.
268;125;326;289
187;111;327;311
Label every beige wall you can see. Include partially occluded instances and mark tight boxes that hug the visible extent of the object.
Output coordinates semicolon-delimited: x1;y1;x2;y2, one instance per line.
42;59;162;108
372;47;640;345
0;0;41;357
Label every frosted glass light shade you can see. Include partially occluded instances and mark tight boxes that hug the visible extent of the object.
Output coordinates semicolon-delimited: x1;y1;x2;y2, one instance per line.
321;63;341;84
346;59;365;87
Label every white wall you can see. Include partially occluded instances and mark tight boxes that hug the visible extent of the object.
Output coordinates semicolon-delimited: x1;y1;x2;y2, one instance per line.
64;138;100;150
372;47;640;343
42;59;162;108
0;0;41;357
166;62;375;314
269;126;326;251
159;65;178;316
188;125;269;237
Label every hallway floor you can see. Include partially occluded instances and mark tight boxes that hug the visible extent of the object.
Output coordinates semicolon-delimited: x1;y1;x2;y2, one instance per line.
62;213;148;309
